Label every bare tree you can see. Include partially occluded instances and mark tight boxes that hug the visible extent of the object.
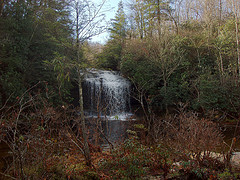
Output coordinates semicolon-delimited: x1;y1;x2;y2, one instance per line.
229;0;240;75
72;0;107;166
48;0;107;166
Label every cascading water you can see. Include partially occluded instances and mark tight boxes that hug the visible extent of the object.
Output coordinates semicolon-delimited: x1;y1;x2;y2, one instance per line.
83;69;132;120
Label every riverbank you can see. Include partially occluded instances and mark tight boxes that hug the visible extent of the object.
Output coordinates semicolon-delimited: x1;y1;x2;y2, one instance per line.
0;122;240;179
1;102;240;179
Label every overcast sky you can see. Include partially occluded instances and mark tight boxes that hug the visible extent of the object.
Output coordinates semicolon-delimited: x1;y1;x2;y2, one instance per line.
90;0;121;44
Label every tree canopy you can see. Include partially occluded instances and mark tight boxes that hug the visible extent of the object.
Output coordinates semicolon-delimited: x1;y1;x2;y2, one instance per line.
98;0;240;115
1;0;240;115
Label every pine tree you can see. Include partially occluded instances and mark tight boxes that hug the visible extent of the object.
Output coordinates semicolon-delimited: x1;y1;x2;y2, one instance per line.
97;1;127;70
0;0;73;106
109;0;127;43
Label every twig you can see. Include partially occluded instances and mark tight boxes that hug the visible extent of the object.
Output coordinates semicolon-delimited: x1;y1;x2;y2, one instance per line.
70;138;84;155
0;172;17;180
0;93;13;111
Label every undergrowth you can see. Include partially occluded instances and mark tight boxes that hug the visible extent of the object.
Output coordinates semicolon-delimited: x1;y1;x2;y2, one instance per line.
0;89;239;179
99;137;172;179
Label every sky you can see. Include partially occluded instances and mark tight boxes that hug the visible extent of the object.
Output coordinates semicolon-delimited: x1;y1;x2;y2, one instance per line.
90;0;121;44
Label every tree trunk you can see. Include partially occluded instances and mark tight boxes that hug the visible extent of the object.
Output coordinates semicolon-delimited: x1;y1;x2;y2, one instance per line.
157;0;161;37
235;15;240;75
231;0;240;75
219;0;222;23
78;72;91;166
74;0;91;166
219;49;224;76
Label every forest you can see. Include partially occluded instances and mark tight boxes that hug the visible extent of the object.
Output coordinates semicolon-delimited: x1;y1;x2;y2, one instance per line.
0;0;240;179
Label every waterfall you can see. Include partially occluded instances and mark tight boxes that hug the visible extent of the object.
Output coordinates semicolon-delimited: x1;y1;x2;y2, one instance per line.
83;70;132;120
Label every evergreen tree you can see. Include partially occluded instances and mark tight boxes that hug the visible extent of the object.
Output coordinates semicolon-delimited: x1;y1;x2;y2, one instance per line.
109;0;127;42
98;1;127;70
0;0;73;106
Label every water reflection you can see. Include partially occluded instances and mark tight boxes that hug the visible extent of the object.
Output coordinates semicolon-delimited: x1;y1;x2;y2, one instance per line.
86;117;133;150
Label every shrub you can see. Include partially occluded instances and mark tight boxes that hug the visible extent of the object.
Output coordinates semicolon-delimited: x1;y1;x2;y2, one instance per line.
99;137;172;179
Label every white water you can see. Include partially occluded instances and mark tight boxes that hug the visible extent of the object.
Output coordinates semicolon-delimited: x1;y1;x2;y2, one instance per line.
83;70;132;120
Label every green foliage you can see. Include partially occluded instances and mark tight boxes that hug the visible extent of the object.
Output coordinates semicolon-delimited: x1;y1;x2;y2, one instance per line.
97;39;122;70
121;45;159;93
217;169;240;180
97;1;127;71
119;20;240;114
109;0;127;41
120;37;191;109
217;169;232;180
191;73;240;113
99;137;172;179
134;124;145;129
99;138;153;179
0;0;73;106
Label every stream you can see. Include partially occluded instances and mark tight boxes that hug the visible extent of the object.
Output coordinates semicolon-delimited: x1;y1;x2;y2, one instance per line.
1;69;240;174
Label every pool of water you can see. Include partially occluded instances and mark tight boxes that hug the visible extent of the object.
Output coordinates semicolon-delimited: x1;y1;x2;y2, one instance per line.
221;123;240;152
0;119;239;175
86;118;133;150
